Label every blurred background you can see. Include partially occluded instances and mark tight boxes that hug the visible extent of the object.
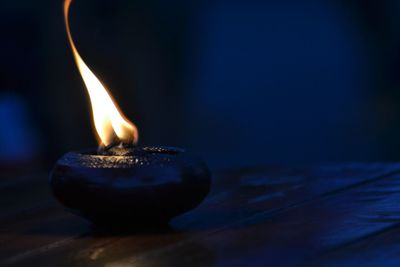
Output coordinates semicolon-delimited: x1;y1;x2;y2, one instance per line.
1;0;400;172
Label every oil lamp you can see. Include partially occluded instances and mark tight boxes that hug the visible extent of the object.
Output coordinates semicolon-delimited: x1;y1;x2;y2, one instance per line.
49;0;211;227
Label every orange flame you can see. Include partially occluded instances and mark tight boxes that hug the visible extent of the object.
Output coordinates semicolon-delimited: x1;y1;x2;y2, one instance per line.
63;0;138;147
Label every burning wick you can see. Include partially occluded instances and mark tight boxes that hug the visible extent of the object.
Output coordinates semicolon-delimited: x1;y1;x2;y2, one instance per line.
49;0;211;228
64;0;138;151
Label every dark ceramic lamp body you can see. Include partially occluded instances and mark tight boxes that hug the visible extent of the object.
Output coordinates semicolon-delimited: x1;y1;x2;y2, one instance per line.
50;146;211;226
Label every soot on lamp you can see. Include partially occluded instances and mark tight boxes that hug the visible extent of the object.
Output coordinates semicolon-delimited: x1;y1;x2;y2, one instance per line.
50;145;211;226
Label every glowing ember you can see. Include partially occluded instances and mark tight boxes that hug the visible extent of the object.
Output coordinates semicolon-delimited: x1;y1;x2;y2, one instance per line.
63;0;138;147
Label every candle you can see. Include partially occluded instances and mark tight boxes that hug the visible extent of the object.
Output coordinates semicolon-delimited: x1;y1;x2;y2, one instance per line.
49;0;211;228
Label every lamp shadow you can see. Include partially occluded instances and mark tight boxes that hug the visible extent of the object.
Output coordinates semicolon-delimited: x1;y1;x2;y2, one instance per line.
89;222;175;237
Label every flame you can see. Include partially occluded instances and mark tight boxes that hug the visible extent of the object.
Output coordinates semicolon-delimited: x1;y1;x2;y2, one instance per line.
63;0;138;147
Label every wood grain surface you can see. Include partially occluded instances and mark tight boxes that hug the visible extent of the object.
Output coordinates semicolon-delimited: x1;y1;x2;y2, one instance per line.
1;163;400;267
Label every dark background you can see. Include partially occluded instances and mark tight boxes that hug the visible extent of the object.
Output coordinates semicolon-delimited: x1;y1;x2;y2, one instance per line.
2;0;400;171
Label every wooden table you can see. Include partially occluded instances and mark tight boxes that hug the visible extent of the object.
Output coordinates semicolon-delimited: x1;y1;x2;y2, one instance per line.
2;164;400;267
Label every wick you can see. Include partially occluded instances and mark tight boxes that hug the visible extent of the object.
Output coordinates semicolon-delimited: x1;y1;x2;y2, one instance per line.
97;141;136;156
